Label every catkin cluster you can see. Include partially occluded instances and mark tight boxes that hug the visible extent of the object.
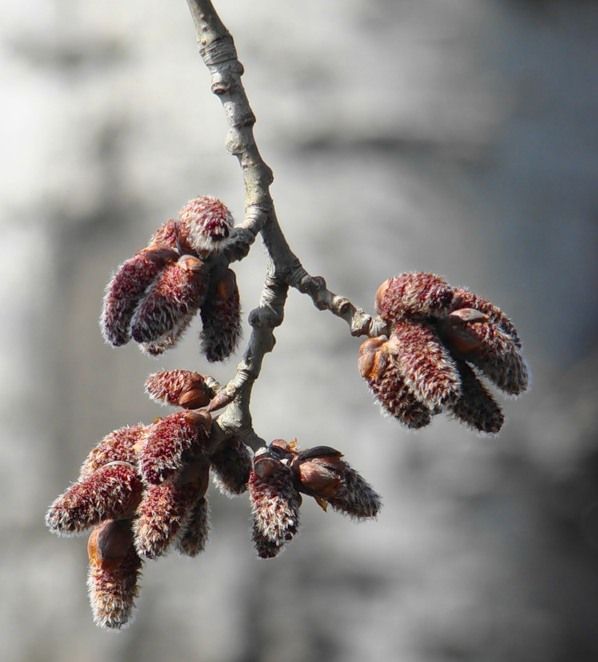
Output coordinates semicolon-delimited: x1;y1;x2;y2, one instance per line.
46;370;380;628
100;195;240;360
47;199;528;630
360;272;528;433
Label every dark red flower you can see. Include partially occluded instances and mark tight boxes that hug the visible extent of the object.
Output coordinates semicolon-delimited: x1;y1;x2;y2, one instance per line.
100;246;178;347
361;272;528;433
210;436;252;496
79;424;147;479
178;195;234;255
46;462;142;536
199;267;241;362
131;255;209;344
448;360;504;434
376;272;454;322
249;449;302;558
138;410;211;485
358;337;433;429
138;312;195;357
134;459;209;559
176;496;210;557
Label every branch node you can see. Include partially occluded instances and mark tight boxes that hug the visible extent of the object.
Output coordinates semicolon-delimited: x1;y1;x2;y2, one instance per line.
200;35;236;66
211;80;231;96
334;297;352;316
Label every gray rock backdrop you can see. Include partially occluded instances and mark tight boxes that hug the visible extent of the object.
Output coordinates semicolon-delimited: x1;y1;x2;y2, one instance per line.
1;1;597;660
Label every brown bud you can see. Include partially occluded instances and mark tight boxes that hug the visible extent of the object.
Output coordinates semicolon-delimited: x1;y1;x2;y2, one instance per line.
438;310;488;355
145;370;215;409
357;336;387;381
450;287;521;348
87;519;142;629
291;447;381;519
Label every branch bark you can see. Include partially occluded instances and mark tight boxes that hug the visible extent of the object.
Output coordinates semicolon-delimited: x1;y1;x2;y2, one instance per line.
186;0;388;447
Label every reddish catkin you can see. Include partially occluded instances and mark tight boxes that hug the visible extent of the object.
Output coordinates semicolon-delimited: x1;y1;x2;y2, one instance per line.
134;460;209;559
388;320;462;409
199;268;241;362
209;436;252;496
144;369;214;409
251;524;283;559
178;195;234;255
249;451;302;558
138;411;210;485
358;337;433;429
448;360;504;434
441;314;528;395
100;247;178;346
148;218;180;251
375;272;454;322
134;481;199;559
292;447;381;519
131;255;209;344
450;287;521;347
87;519;142;629
138;312;195;357
46;463;142;536
362;272;527;431
176;496;210;557
79;425;147;480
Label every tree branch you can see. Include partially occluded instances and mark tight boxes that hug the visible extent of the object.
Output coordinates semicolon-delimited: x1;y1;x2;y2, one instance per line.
186;0;389;442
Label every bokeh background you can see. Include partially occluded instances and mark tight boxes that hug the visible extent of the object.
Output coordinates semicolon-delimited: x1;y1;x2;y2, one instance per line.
2;1;597;660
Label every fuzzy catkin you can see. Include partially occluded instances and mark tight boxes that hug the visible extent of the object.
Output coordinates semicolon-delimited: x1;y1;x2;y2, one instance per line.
178;196;234;255
87;519;142;630
359;338;433;428
46;463;141;536
176;496;210;557
139;412;208;485
210;437;252;496
448;361;504;434
389;320;461;409
134;480;202;559
249;454;302;558
145;369;214;409
376;272;454;322
131;256;208;344
79;425;147;479
100;248;178;347
199;268;241;362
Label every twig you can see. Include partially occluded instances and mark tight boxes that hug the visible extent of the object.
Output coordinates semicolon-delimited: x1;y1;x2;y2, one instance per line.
185;0;388;443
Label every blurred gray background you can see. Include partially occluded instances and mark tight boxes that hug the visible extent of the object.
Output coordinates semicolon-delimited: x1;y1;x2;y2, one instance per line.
2;1;597;660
